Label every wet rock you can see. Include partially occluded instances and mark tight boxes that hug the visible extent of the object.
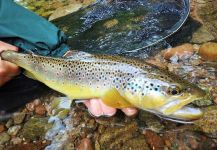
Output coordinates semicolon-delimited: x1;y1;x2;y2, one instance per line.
35;105;47;116
5;119;13;128
50;97;72;118
192;99;213;107
13;113;26;125
103;19;119;29
77;138;93;150
21;117;53;140
49;4;82;21
163;44;194;60
95;121;150;150
0;132;10;144
213;97;217;104
0;124;5;133
146;54;168;69
163;130;217;150
0;145;4;150
8;125;21;136
45;116;65;140
143;130;164;150
190;0;217;43
50;97;71;110
11;137;22;145
194;107;217;134
18;0;70;18
138;111;164;133
191;27;215;43
26;102;35;112
49;0;96;20
33;99;41;106
199;42;217;61
6;141;50;150
56;109;70;119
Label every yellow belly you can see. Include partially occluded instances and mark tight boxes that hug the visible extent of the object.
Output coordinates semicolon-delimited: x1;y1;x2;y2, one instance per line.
26;70;134;108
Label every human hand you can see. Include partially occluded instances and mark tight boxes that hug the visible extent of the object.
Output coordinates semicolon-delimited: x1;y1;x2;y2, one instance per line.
0;41;20;86
83;99;138;117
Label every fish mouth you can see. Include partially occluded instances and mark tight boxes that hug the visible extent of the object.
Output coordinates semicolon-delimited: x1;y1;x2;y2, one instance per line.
144;105;203;123
158;95;202;115
1;50;19;62
152;95;204;122
167;106;203;121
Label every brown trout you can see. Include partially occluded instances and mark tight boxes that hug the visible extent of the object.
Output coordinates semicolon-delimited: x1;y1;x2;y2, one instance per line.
1;50;206;121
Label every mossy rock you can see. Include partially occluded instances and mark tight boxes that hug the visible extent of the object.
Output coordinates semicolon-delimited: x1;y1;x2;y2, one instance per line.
21;117;53;140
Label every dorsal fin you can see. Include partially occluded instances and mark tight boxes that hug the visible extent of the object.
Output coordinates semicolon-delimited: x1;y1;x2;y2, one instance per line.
62;50;92;60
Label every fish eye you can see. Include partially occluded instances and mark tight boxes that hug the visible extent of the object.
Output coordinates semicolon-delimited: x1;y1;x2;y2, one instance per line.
167;86;181;95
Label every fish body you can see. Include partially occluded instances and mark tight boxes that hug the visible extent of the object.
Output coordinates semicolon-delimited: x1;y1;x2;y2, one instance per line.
1;51;206;121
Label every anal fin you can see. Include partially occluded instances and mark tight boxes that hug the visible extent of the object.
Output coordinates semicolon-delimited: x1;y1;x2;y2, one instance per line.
23;71;37;80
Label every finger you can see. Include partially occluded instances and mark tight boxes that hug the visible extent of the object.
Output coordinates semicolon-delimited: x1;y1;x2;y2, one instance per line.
0;76;11;86
99;100;117;117
121;108;138;117
0;60;20;77
83;99;103;117
0;41;18;52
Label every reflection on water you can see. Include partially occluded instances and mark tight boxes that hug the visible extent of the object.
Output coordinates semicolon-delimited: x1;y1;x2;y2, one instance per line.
53;0;189;56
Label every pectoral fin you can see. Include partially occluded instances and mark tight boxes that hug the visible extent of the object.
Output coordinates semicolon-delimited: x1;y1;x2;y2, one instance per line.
102;88;133;108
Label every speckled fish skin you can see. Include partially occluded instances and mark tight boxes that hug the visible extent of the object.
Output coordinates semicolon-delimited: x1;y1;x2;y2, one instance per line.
1;50;206;121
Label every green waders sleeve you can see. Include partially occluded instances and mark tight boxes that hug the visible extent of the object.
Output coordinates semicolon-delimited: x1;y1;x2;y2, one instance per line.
0;0;70;57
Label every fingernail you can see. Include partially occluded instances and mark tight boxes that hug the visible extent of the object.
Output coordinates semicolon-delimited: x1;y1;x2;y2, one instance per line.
122;108;138;117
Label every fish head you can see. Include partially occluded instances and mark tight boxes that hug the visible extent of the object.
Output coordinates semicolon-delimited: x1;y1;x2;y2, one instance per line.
123;71;207;121
155;72;206;116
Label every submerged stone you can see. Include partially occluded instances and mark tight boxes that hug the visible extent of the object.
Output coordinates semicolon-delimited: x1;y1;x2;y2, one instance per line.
139;110;164;133
8;125;21;136
163;130;217;150
77;138;93;150
199;42;217;61
163;43;194;60
194;106;217;134
0;132;10;145
21;117;53;140
190;0;217;43
13;113;26;125
95;121;150;150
